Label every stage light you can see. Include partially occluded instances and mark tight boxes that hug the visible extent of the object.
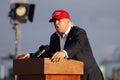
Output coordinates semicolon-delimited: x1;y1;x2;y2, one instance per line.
9;3;35;24
14;3;28;23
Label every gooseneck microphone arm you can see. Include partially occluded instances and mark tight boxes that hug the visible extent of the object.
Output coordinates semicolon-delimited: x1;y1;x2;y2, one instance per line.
34;45;50;58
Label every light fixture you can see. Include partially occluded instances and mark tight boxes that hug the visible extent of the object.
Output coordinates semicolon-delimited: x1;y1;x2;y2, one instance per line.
9;3;35;24
16;4;27;17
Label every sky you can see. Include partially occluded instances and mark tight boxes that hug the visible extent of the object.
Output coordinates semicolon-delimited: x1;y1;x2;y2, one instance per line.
0;0;120;64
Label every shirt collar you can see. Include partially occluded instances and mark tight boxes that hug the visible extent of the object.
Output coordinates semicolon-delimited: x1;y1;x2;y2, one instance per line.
57;24;73;38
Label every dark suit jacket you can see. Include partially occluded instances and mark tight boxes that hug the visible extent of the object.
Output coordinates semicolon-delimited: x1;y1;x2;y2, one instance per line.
31;26;104;80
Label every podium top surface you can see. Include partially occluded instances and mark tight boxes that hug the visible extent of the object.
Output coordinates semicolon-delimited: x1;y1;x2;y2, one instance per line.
13;58;84;75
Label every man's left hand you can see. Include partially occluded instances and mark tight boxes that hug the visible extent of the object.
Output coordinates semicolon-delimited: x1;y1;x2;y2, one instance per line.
51;51;66;62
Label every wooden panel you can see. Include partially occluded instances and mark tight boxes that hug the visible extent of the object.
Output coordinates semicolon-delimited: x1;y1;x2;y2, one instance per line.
17;75;81;80
44;58;84;74
13;58;44;75
17;75;45;80
46;74;81;80
13;58;84;75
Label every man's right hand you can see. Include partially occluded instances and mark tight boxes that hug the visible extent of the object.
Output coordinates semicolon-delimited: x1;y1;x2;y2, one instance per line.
16;53;29;59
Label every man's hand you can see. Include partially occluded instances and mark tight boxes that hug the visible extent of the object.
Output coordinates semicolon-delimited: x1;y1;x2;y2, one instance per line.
51;51;66;62
16;53;29;59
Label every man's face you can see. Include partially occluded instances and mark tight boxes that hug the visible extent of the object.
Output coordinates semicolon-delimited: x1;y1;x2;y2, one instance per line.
53;18;70;34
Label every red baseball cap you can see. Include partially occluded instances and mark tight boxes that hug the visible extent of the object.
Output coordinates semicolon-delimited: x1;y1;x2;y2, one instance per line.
49;10;70;22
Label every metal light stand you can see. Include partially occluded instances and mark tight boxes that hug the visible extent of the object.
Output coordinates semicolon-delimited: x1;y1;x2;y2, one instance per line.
12;24;22;80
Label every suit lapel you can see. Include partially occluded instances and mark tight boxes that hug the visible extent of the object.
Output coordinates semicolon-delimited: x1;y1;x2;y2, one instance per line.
64;26;75;48
55;33;61;51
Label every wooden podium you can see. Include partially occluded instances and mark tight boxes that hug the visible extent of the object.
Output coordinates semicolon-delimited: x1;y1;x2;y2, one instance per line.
13;58;84;80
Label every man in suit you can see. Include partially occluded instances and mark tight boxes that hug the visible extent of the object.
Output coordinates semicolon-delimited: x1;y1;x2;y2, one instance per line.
17;9;104;80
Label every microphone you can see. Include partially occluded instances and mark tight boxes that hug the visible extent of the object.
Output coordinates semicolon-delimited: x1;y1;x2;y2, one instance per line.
34;45;50;57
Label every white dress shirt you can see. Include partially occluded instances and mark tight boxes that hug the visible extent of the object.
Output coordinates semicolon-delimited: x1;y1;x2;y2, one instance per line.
57;25;73;58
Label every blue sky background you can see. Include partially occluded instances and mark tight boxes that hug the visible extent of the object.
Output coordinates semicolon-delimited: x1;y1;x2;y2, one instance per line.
0;0;120;64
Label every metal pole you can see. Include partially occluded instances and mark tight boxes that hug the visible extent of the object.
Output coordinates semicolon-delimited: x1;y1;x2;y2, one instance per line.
12;24;22;80
12;24;21;58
